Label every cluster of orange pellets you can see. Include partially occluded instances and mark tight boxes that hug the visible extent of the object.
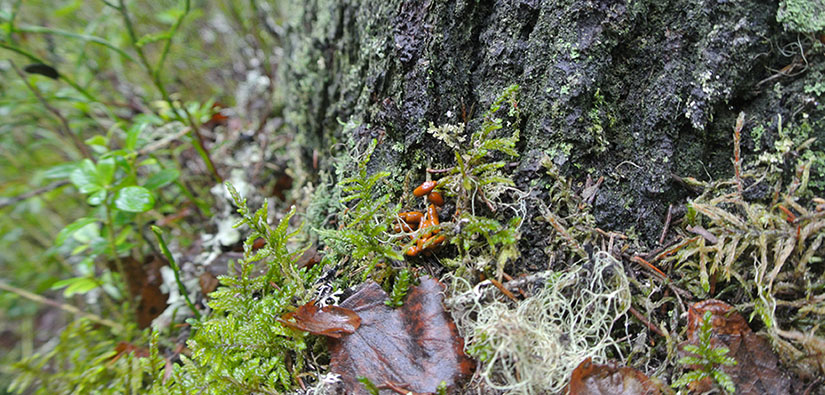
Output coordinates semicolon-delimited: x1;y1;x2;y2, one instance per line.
395;180;446;256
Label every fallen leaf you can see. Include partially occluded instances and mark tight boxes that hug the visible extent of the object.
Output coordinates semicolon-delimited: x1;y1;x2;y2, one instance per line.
567;357;671;395
278;302;360;338
199;272;219;296
328;276;474;394
114;255;168;328
681;300;792;394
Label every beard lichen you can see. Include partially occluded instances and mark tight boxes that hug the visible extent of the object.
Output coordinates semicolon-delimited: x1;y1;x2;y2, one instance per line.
444;251;631;394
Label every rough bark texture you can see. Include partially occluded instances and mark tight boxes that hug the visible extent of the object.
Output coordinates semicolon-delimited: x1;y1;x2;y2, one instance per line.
283;0;824;268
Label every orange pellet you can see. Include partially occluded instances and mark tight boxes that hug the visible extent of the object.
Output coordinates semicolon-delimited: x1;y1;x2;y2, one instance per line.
399;211;423;224
393;222;415;233
428;235;445;247
405;245;421;256
427;191;444;206
413;181;437;197
427;204;440;229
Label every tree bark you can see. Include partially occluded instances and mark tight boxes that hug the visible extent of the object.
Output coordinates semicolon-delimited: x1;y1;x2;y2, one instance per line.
283;0;825;266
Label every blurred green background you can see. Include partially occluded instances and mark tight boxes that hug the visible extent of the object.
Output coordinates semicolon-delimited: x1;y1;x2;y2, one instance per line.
0;0;286;391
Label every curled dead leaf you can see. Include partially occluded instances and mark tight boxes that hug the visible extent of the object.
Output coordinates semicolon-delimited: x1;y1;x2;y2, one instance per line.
681;300;792;394
277;301;360;338
567;357;671;395
328;276;474;394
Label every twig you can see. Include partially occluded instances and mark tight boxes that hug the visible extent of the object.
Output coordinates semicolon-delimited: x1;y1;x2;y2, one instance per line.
0;281;124;331
632;256;668;279
0;180;69;209
652;236;700;263
628;306;667;338
686;225;718;244
426;167;454;174
733;112;745;198
659;204;673;245
490;278;519;302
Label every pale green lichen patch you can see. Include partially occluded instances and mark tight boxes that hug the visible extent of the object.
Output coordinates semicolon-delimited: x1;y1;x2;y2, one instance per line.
777;0;825;33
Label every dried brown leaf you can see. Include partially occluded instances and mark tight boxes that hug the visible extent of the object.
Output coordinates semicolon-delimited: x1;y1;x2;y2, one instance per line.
278;302;361;338
567;357;671;395
328;276;474;394
682;300;792;394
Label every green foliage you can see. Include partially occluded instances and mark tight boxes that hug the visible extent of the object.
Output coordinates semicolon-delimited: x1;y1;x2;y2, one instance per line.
51;118;185;304
161;184;320;393
317;138;403;281
357;376;381;395
431;85;525;277
10;319;154;394
662;115;825;377
672;311;737;394
385;268;411;308
0;0;288;391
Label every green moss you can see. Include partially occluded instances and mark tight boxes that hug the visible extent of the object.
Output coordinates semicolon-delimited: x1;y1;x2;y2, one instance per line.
156;184;321;393
315;138;403;283
10;320;153;393
427;85;526;278
777;0;825;33
672;311;737;393
662;115;825;378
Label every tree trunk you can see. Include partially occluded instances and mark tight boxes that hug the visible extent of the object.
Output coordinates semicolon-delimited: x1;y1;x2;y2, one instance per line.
283;0;825;266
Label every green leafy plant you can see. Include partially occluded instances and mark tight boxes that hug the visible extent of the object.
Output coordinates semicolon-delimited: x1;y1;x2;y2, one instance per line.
385;268;411;308
9;319;152;393
672;311;737;393
429;84;525;277
52;128;182;306
160;183;319;393
317;138;403;282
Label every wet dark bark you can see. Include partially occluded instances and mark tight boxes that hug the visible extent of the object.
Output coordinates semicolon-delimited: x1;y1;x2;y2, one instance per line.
283;0;825;268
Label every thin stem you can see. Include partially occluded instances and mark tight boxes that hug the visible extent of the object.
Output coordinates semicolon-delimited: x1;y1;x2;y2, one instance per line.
105;203;134;305
13;25;138;64
0;281;125;331
117;0;222;183
154;0;189;77
9;61;93;160
0;180;70;209
152;226;201;319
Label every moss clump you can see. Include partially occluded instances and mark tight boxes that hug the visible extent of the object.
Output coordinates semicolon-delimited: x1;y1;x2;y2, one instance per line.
157;184;321;393
315;138;403;283
10;320;153;393
428;84;526;278
662;116;825;379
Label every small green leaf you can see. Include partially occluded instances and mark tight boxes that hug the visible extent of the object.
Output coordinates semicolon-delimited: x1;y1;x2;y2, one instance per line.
69;159;101;194
144;169;179;190
124;122;145;151
87;189;107;206
43;162;79;179
95;157;116;186
85;135;108;147
73;222;101;244
51;277;101;296
115;186;155;212
56;217;98;246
